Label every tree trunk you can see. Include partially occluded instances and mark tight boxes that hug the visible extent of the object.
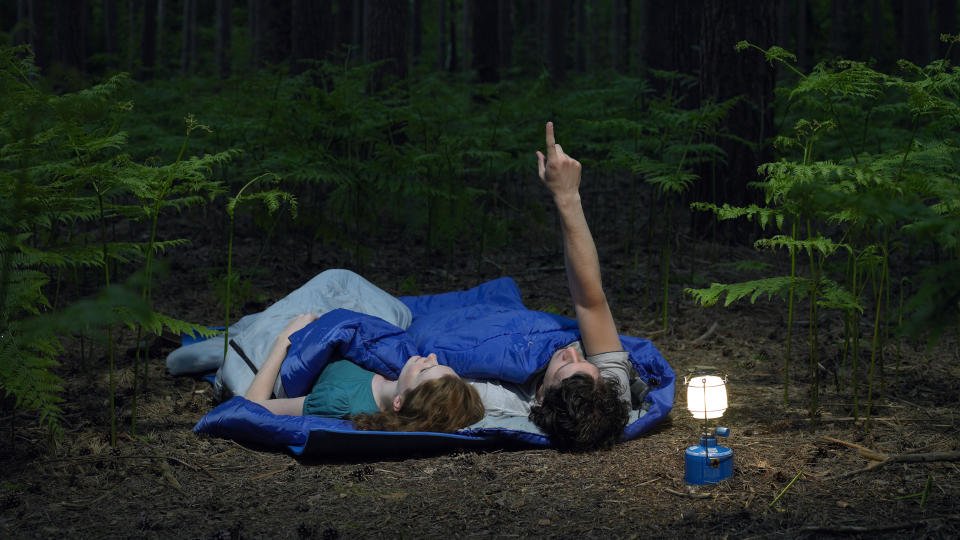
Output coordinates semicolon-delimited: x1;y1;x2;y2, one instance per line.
127;0;138;72
15;0;29;46
363;0;409;91
139;0;157;80
574;0;585;73
438;0;447;70
830;0;862;59
50;0;86;75
900;0;932;65
472;0;499;82
935;0;958;63
611;0;630;73
156;0;165;70
291;0;329;75
498;0;513;72
796;0;808;70
332;0;352;57
870;0;885;67
589;0;599;69
352;0;363;52
253;0;290;66
642;0;700;101
448;0;458;71
462;0;472;72
699;0;777;207
216;0;232;78
248;0;259;66
181;0;196;74
537;0;546;67
412;0;422;64
546;0;567;81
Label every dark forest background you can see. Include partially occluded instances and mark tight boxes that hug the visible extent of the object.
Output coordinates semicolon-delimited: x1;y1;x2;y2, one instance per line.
7;0;959;205
3;1;960;440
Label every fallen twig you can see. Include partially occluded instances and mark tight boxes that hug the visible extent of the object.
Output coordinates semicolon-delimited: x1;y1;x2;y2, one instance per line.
800;519;936;534
835;451;960;479
690;322;719;347
39;453;222;484
636;476;661;487
158;459;184;493
822;436;889;461
663;487;711;499
769;470;803;507
252;468;284;480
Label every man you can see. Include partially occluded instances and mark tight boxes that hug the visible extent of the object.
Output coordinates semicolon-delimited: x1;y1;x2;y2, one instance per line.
468;122;633;451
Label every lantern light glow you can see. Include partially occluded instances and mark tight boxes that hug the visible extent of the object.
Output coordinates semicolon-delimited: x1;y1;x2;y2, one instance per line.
686;375;728;420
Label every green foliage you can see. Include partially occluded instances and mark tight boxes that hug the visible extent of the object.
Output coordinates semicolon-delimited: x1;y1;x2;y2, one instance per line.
691;40;960;421
686;276;802;307
0;47;229;439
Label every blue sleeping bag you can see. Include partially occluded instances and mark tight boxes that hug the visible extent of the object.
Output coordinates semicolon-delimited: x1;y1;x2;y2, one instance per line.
194;277;675;455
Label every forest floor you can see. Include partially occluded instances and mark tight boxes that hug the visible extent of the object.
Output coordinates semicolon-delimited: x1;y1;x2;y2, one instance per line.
1;203;960;539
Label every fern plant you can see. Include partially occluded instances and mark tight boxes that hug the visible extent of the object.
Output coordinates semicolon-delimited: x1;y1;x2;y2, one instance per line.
121;113;233;434
222;173;296;361
689;39;960;425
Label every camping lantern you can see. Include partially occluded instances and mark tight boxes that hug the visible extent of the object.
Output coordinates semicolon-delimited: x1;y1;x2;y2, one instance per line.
684;373;733;485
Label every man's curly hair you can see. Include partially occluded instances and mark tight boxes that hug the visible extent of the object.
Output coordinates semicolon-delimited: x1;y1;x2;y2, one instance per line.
529;374;629;452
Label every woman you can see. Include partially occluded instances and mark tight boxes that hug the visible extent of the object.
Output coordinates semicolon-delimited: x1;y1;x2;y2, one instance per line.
244;313;484;433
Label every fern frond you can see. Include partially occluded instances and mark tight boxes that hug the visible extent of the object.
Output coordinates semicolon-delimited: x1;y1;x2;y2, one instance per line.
755;235;850;258
690;202;786;230
685;276;808;307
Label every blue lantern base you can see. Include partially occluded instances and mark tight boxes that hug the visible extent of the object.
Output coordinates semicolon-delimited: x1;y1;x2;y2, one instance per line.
684;429;733;485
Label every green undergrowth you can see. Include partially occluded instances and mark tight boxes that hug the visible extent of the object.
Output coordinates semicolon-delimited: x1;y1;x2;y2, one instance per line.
5;35;960;444
688;38;960;424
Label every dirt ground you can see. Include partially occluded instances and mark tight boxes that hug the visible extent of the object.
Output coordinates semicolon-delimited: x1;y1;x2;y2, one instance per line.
2;204;959;539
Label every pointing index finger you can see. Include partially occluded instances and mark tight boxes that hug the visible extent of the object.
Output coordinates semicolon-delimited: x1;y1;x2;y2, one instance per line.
545;122;556;158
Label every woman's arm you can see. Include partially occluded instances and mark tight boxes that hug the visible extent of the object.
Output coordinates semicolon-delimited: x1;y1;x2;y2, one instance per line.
244;313;317;415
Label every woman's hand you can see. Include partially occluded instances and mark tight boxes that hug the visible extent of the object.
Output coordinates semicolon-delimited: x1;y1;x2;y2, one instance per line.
536;122;582;204
279;313;318;341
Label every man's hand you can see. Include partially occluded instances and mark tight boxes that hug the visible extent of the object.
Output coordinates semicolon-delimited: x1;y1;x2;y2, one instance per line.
536;122;581;204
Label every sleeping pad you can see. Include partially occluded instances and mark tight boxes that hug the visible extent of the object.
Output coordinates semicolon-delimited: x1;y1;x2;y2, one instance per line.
188;274;675;455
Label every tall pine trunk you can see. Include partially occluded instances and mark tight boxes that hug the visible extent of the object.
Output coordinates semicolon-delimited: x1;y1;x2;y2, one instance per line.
472;0;500;82
291;0;329;75
412;0;422;64
216;0;232;78
181;0;196;74
900;0;932;66
51;0;86;77
499;0;513;73
462;0;472;73
139;0;157;80
936;0;958;64
363;0;409;91
830;0;862;60
546;0;566;81
699;0;776;207
438;0;447;70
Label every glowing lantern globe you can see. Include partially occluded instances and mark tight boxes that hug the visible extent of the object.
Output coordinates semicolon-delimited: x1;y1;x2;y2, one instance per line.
684;375;734;485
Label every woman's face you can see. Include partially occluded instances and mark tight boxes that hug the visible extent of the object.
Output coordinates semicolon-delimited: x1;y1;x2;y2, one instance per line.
395;353;457;397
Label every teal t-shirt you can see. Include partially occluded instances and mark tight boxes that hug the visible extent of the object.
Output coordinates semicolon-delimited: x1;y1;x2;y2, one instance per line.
302;360;379;417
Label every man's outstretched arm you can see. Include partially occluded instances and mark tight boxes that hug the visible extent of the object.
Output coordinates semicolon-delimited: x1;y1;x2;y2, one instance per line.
536;122;623;356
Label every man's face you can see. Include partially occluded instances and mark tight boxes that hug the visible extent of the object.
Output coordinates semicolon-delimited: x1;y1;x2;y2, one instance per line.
541;346;600;393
